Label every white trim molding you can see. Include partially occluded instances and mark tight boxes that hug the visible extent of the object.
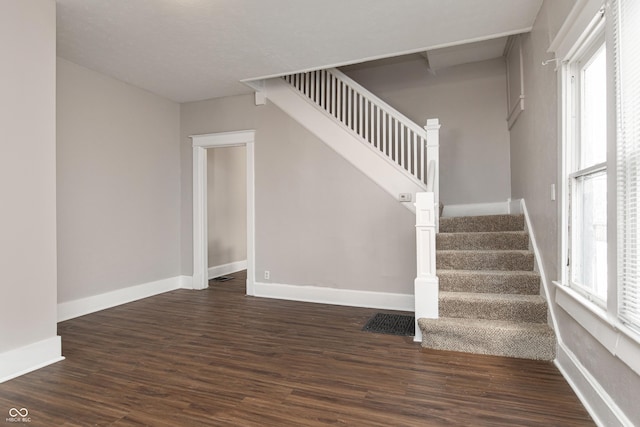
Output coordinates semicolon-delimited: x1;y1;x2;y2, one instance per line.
548;0;605;59
521;200;560;334
0;336;64;383
253;281;414;312
555;284;640;376
191;131;256;294
556;343;635;427
208;260;248;280
57;276;187;322
180;275;194;290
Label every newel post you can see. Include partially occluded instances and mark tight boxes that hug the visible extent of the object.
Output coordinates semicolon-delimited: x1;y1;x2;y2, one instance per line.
425;118;440;231
414;192;439;342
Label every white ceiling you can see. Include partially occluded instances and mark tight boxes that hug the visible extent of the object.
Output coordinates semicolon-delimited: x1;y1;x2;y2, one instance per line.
56;0;543;103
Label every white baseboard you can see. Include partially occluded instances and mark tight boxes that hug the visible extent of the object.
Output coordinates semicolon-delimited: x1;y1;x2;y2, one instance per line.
441;200;512;217
508;197;523;214
208;260;247;280
555;343;633;427
0;336;64;383
253;281;414;311
57;276;186;322
180;275;194;290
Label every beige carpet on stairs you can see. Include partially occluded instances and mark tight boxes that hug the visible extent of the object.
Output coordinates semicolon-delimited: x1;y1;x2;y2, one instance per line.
418;214;556;361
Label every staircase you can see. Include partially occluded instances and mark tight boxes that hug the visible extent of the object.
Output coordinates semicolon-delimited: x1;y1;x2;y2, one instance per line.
418;213;556;360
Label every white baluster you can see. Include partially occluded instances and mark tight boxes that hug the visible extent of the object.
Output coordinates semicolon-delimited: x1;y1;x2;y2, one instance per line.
376;107;381;150
394;119;399;162
382;113;387;155
365;100;369;143
331;75;336;117
339;81;344;123
411;132;420;179
400;126;405;169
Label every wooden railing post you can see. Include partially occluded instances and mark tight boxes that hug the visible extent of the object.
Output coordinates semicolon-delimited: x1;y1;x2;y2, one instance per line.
414;192;439;342
425;118;440;232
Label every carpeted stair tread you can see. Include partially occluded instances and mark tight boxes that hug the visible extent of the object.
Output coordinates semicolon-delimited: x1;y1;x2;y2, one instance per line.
418;317;556;360
436;231;529;250
439;291;547;323
437;270;540;295
437;250;534;271
440;214;525;233
420;211;556;361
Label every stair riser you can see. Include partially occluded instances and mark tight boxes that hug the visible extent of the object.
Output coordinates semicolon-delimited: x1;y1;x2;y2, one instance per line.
436;233;529;251
420;328;556;361
439;299;547;323
437;252;534;271
440;215;524;233
418;319;556;361
438;273;540;295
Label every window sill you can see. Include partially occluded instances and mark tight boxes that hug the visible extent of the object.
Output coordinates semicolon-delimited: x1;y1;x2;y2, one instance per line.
554;281;640;376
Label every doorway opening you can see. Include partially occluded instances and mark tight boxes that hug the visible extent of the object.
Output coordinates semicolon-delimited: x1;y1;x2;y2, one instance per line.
191;130;255;294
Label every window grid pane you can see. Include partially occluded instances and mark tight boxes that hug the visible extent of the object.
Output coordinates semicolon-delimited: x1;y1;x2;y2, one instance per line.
581;45;608;169
571;170;608;301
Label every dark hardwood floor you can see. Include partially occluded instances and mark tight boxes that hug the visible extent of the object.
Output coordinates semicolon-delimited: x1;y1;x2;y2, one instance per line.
1;271;594;426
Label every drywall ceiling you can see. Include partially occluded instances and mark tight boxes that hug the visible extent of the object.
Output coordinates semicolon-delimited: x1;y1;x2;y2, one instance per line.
56;0;543;103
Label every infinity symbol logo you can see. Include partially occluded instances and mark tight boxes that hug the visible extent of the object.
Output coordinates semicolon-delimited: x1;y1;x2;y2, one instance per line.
8;408;28;417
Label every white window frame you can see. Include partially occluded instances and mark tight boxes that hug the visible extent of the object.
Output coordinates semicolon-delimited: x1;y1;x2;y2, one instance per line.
563;21;608;306
553;0;640;376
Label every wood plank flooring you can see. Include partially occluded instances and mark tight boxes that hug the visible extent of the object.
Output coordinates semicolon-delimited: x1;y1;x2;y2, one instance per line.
0;271;594;426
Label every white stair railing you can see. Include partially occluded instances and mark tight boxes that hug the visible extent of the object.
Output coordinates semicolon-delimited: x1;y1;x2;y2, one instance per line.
283;68;433;189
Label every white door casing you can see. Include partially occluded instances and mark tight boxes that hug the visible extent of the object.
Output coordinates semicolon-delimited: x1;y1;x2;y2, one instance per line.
191;130;256;293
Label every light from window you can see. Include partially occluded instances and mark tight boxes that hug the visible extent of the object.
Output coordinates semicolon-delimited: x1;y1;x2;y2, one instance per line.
572;170;608;300
567;29;608;304
581;45;607;168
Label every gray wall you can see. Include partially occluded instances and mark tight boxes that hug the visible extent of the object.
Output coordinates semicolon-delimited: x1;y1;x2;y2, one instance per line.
181;96;416;294
0;0;58;352
57;58;181;303
207;146;247;267
510;0;640;424
342;58;511;206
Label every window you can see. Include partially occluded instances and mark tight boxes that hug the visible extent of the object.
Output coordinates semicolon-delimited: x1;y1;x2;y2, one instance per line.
558;0;640;336
565;16;608;305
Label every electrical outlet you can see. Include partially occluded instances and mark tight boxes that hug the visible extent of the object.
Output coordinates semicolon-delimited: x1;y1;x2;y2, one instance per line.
399;193;412;202
264;270;270;280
